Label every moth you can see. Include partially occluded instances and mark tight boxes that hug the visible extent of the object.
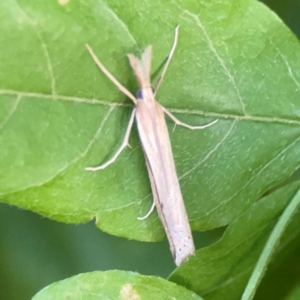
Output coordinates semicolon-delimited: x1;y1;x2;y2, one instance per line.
85;26;217;265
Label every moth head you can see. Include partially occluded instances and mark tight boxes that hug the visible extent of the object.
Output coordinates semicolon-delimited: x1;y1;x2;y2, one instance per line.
136;88;155;100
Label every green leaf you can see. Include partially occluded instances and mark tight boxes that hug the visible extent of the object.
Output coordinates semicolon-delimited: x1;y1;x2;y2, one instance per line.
169;181;300;299
32;270;203;300
1;0;300;244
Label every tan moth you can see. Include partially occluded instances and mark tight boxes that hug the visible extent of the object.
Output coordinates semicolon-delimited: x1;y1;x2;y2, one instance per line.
85;26;217;265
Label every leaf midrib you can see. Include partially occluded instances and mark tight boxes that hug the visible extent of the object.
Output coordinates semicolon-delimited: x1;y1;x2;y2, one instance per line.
1;89;300;125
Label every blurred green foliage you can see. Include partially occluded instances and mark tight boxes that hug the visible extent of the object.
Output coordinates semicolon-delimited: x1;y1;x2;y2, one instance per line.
0;205;222;299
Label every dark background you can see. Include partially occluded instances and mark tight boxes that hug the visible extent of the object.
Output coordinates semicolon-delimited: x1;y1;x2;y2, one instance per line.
1;1;299;299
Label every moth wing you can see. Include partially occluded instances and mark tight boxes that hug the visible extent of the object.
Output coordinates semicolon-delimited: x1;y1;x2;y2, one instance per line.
136;100;195;265
127;46;152;89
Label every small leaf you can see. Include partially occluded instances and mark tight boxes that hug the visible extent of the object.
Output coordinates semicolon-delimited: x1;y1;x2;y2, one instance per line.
32;270;203;300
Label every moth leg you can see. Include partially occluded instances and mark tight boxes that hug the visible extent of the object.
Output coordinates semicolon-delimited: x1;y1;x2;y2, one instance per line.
137;202;156;220
154;25;179;94
86;108;136;171
163;107;218;131
85;44;137;105
138;155;160;221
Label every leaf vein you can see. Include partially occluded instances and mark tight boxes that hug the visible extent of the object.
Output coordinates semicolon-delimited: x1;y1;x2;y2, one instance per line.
268;37;300;94
0;95;21;130
206;132;300;216
179;120;237;179
0;105;116;196
101;2;138;47
1;89;300;125
15;4;56;95
184;10;247;115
